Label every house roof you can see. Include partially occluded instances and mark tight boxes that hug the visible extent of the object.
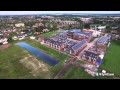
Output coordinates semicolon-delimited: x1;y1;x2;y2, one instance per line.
44;38;62;45
83;50;98;59
73;31;91;38
97;36;108;43
72;39;87;51
69;29;81;33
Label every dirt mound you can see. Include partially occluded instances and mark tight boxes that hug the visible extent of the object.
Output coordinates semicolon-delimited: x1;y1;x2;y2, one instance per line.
20;54;50;78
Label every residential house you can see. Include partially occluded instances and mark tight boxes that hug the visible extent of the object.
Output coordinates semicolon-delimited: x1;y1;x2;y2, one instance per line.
42;29;49;32
12;36;18;40
0;38;8;45
34;32;40;35
81;50;102;66
35;37;44;42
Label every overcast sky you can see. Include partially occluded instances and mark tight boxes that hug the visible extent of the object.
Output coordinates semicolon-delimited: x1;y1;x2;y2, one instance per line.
0;11;120;15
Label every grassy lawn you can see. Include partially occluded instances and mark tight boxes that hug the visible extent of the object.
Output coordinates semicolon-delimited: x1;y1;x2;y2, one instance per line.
100;40;120;78
0;44;52;79
77;60;87;64
35;31;57;38
61;66;110;79
0;31;69;79
0;45;35;79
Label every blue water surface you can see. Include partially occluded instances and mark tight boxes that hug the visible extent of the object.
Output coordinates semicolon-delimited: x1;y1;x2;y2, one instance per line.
15;42;58;66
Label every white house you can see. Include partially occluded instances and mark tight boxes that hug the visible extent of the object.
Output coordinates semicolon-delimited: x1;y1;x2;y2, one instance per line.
12;36;18;40
90;25;106;31
18;36;25;40
0;38;8;44
30;36;35;39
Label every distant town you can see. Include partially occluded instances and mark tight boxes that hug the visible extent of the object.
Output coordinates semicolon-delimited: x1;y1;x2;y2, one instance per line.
0;13;120;79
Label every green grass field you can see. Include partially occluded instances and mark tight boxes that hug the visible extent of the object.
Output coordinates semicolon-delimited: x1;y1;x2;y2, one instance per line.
100;40;120;78
0;45;35;79
36;31;57;38
61;66;111;79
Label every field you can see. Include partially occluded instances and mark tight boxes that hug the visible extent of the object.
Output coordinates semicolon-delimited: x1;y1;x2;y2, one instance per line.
36;31;57;38
0;38;69;79
1;36;120;79
0;45;34;79
60;65;110;79
100;40;120;78
23;39;70;78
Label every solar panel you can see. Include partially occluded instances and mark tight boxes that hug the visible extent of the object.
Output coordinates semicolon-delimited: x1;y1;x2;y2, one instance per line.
72;39;87;51
74;32;91;37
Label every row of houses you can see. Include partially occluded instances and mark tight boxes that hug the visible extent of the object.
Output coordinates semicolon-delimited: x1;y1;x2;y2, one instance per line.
81;50;102;67
59;21;79;25
12;35;25;40
42;30;88;55
43;38;65;50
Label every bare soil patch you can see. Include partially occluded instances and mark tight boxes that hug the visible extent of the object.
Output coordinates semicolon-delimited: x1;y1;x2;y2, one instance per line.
20;53;50;78
0;44;10;51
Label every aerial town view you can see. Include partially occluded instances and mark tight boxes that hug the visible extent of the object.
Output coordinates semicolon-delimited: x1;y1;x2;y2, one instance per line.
0;11;120;79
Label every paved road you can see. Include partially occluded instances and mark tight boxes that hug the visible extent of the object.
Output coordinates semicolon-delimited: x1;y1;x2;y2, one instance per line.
78;38;99;59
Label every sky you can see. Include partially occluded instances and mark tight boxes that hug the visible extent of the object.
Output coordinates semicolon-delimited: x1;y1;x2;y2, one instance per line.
0;11;120;15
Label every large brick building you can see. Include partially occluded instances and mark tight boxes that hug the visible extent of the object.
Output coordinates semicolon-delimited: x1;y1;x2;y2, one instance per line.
64;39;87;55
73;32;92;42
68;29;92;42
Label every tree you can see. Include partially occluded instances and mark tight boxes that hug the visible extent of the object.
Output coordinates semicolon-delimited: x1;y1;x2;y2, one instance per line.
9;32;17;37
105;26;112;33
84;23;90;29
50;24;58;31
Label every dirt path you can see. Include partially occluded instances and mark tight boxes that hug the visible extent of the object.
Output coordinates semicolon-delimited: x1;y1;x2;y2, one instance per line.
0;44;10;51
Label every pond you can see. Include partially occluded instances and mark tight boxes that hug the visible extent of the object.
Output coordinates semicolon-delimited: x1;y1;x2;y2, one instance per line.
15;42;58;66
